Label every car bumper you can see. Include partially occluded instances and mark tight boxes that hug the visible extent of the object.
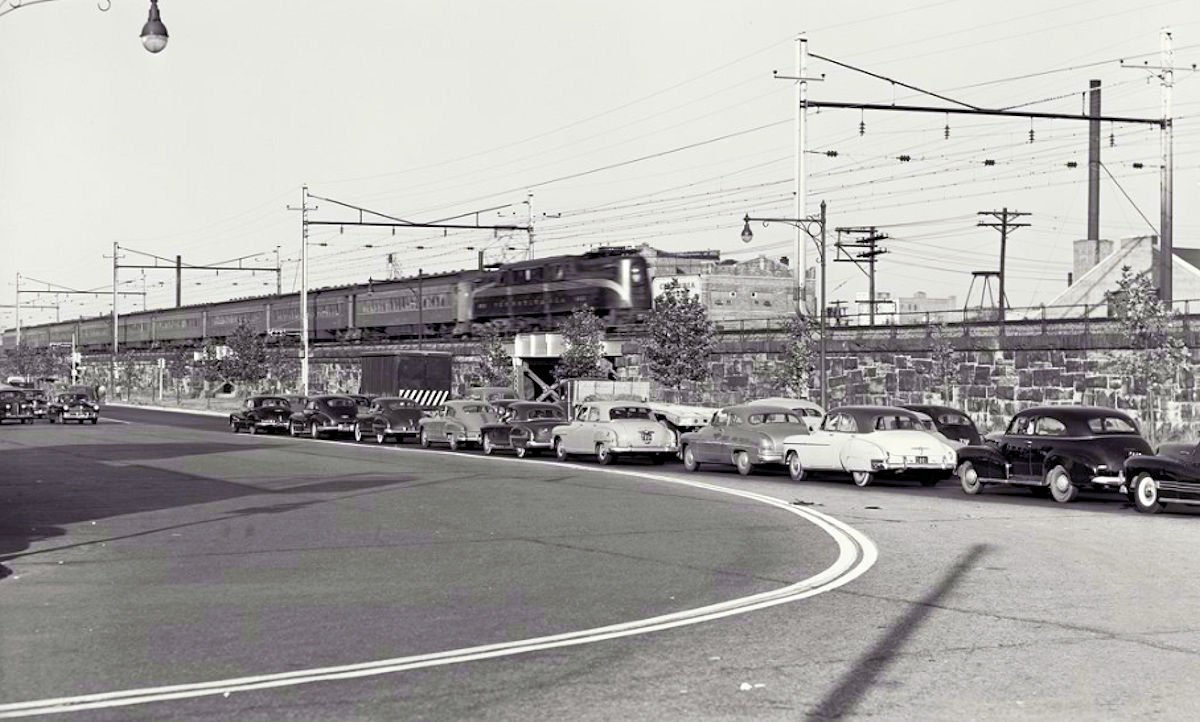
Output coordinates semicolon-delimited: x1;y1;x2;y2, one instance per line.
318;423;358;433
610;445;678;454
63;412;98;419
521;439;554;449
756;451;785;464
255;420;290;429
1090;475;1123;488
875;461;956;472
385;426;419;436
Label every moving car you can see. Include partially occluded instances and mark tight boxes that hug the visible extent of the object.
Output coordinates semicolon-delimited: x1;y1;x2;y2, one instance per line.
1123;441;1200;514
748;397;826;432
355;396;426;444
229;396;294;434
418;400;498;450
902;404;982;447
551;401;678;465
680;404;808;475
781;405;957;486
0;388;34;424
48;391;100;424
480;401;567;457
288;395;360;439
956;405;1152;503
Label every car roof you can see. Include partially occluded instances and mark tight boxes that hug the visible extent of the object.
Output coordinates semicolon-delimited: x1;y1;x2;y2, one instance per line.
582;400;652;411
511;401;561;410
313;394;354;401
1013;405;1135;420
446;399;488;407
902;404;967;416
723;404;799;417
749;397;825;412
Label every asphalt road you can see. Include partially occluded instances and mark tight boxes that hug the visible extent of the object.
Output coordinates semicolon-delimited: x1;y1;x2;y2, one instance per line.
4;407;1200;720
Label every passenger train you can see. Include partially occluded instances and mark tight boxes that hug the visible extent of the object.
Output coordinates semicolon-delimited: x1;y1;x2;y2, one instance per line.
4;247;659;350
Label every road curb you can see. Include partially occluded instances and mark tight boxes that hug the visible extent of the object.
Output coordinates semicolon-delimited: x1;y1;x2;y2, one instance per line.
105;402;229;419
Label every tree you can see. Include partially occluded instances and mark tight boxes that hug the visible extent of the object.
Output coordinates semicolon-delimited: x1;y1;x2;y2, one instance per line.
1109;265;1188;440
164;347;193;404
554;306;606;381
221;322;269;387
117;350;145;401
645;279;714;390
476;323;514;388
928;322;958;404
773;313;818;398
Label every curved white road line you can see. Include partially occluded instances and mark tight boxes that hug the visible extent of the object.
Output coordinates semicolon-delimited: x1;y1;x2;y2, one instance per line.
0;434;878;718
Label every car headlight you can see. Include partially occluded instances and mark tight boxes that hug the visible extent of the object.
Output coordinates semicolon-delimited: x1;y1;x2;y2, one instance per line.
759;437;775;452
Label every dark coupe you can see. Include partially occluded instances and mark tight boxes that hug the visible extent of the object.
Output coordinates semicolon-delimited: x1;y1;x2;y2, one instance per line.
0;388;34;424
1122;442;1200;514
479;401;566;457
355;397;426;444
956;405;1152;503
902;404;982;446
230;396;294;435
288;395;360;439
48;391;100;424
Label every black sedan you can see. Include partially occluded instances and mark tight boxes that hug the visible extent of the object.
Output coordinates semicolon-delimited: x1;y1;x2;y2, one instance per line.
902;404;981;447
48;392;100;424
1123;442;1200;514
956;405;1152;503
288;395;360;439
355;397;426;444
479;401;566;457
0;388;34;424
229;396;294;435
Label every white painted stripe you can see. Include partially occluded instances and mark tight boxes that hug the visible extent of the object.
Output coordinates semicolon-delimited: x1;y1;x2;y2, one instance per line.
0;432;877;718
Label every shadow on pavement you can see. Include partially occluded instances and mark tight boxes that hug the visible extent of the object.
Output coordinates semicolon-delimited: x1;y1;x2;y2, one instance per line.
0;441;415;572
805;543;992;720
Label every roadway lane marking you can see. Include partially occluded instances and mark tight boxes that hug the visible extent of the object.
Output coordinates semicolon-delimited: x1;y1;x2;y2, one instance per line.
0;435;879;718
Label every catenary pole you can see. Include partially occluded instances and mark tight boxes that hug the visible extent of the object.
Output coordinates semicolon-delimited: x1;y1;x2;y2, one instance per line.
1161;27;1174;303
796;35;807;315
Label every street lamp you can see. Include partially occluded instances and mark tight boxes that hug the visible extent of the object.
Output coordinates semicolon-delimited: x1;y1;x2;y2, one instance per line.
139;0;167;53
739;202;829;409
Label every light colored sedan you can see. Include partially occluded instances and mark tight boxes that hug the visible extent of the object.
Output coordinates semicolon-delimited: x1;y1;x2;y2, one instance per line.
748;397;826;432
551;401;678;465
781;405;958;487
680;405;808;475
418;400;498;451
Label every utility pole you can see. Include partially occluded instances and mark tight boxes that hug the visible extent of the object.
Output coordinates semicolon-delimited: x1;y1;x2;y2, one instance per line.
14;272;20;346
1087;80;1101;246
275;246;282;296
818;200;828;409
1161;27;1174;304
834;227;889;325
288;185;317;397
175;255;182;307
977;208;1031;330
112;241;119;395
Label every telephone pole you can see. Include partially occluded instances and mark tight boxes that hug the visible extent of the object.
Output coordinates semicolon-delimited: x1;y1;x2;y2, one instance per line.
834;227;888;325
977;208;1031;329
288;185;317;397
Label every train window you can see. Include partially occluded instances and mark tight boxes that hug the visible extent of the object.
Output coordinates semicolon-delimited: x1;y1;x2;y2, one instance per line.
551;265;565;280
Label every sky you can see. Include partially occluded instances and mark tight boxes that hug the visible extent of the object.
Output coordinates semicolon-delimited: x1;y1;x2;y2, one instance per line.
2;0;1198;329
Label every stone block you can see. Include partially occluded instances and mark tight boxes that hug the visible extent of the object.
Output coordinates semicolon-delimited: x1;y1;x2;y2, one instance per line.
1065;358;1085;374
898;369;917;392
994;385;1015;400
912;358;932;374
1017;368;1034;387
974;366;992;384
1032;368;1059;387
1017;387;1044;402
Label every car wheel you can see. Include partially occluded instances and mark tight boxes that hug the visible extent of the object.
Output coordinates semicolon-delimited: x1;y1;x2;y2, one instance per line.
682;446;700;472
309;421;321;440
786;451;806;482
249;424;259;435
515;445;529;459
354;425;364;443
49;415;57;424
554;437;569;461
229;418;239;433
90;418;98;424
734;451;754;476
482;434;495;455
958;462;983;495
376;431;386;445
1046;464;1078;503
448;435;460;452
596;442;616;465
289;422;300;437
419;429;430;448
1132;472;1165;514
851;471;874;487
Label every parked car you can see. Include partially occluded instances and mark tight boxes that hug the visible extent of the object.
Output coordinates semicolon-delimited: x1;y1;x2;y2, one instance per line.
551;401;678;465
25;389;50;420
748;397;826;432
0;388;34;424
288;395;360;439
902;404;982;447
355;396;426;444
645;402;717;437
229;396;294;435
480;401;567;457
1123;442;1200;514
956;405;1152;503
418;400;499;450
680;405;808;475
48;391;100;424
781;405;958;486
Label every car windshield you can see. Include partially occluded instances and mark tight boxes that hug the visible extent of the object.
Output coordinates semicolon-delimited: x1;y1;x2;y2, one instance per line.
382;400;416;411
748;412;802;425
609;406;652;420
874;415;921;430
460;404;486;414
0;391;21;400
938;412;972;426
325;398;356;408
256;398;289;408
524;408;563;420
61;394;90;403
1087;416;1139;434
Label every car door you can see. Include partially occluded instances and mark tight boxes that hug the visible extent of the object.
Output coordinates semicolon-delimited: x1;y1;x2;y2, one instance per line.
698;411;727;462
802;413;844;470
1029;415;1067;479
998;415;1035;479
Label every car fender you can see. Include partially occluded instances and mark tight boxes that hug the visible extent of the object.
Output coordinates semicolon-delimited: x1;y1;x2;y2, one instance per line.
956;444;1008;479
1124;454;1193;483
841;437;885;472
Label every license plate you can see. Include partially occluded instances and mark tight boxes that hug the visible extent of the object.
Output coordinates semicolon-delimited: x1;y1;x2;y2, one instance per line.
915;456;928;464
